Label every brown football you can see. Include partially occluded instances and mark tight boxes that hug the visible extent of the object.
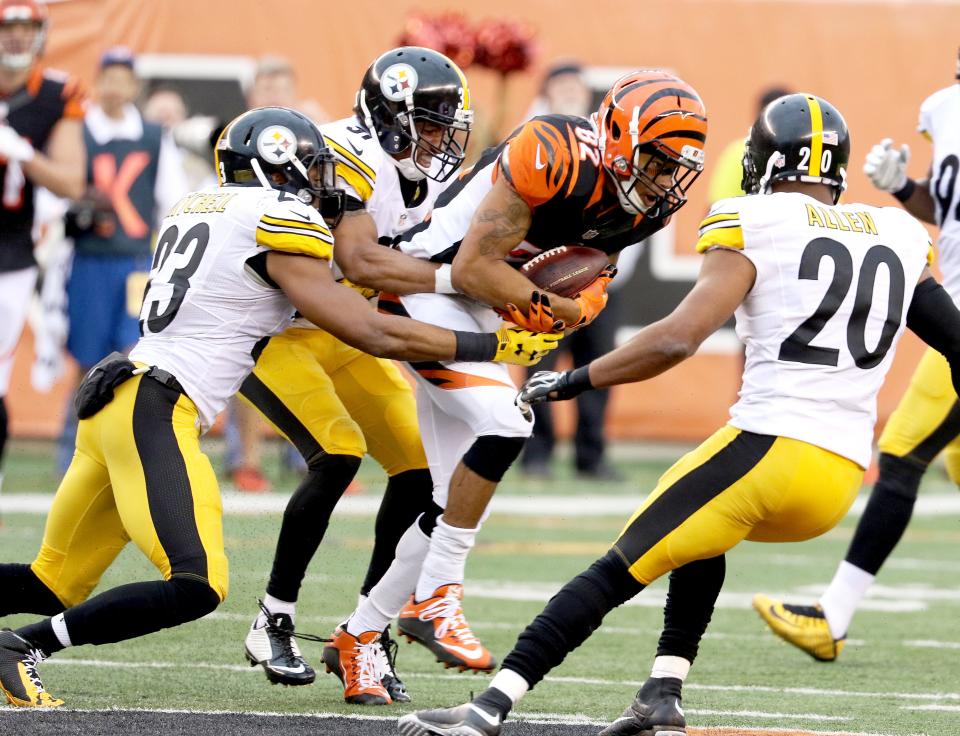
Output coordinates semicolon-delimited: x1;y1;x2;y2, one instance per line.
520;246;610;298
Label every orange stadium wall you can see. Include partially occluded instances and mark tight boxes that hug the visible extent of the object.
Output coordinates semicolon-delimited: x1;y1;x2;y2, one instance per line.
8;0;954;441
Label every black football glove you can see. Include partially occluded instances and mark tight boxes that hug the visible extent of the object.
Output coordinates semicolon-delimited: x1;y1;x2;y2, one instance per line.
515;366;594;419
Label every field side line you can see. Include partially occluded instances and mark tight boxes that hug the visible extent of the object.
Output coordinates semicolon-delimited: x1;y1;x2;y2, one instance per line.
42;657;960;702
0;706;924;736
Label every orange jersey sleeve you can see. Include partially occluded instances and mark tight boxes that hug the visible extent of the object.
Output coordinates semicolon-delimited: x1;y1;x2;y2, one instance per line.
60;75;87;119
499;119;578;209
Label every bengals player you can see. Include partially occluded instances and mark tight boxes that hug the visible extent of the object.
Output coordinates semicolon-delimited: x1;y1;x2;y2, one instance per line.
333;71;707;680
0;0;84;505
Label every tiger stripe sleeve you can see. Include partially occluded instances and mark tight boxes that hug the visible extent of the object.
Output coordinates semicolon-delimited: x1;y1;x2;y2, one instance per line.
695;205;744;253
255;205;334;260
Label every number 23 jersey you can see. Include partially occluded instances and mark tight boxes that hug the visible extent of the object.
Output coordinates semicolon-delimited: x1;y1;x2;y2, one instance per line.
129;185;334;430
698;192;933;467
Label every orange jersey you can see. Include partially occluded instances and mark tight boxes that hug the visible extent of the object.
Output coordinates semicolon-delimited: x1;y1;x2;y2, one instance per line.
398;114;670;267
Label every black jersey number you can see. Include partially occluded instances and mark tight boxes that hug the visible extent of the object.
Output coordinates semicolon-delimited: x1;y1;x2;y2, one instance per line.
778;237;905;369
933;154;960;226
141;222;210;334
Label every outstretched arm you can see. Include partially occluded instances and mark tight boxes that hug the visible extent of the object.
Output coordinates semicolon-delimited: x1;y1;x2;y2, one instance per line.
518;248;755;405
906;269;960;393
333;209;453;295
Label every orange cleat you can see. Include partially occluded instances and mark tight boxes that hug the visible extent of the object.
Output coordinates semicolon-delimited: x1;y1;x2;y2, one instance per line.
232;465;271;493
397;584;496;672
321;627;392;705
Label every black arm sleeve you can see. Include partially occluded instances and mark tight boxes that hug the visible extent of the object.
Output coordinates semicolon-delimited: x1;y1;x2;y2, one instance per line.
906;277;960;394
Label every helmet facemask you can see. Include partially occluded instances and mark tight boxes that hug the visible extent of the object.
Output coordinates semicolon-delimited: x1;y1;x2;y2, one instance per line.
0;17;44;70
609;143;702;218
291;147;346;228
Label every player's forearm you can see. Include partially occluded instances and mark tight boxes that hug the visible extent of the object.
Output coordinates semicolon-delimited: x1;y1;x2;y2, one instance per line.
907;277;960;395
23;151;84;199
587;318;696;389
339;243;446;295
896;179;936;224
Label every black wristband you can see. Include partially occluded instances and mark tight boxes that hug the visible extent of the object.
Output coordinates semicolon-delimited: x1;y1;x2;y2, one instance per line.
567;365;594;391
893;178;916;203
454;331;498;362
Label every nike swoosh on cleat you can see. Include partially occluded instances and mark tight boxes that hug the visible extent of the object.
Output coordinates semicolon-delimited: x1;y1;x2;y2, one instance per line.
469;704;501;727
270;663;306;674
438;642;485;659
675;698;684;717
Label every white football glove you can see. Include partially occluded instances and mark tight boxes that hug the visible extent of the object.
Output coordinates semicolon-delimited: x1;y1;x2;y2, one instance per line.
0;124;35;163
863;138;909;193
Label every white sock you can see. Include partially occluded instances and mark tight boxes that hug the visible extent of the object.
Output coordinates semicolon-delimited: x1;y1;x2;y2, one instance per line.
415;518;479;602
489;669;530;704
819;560;875;639
51;613;72;649
256;593;296;627
650;655;690;681
347;522;429;636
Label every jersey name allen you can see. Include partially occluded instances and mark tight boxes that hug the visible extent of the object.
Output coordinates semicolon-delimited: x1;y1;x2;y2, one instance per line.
806;204;878;235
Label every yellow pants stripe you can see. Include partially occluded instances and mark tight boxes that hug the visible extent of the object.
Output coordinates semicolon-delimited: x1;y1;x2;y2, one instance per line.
615;425;863;585
31;374;228;607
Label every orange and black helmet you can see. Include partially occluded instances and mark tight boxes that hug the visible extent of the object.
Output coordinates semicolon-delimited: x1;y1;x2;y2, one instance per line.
596;70;707;217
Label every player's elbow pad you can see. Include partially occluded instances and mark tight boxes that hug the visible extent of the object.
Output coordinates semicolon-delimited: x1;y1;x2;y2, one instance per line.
907;278;960;391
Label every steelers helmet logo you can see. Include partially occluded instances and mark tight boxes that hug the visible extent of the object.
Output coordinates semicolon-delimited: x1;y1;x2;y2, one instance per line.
257;125;297;164
380;63;418;102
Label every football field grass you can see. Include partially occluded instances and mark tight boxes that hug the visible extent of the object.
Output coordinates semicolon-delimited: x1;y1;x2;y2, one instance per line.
1;439;959;735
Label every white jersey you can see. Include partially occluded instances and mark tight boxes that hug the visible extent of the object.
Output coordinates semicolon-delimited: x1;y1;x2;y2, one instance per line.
130;185;334;430
919;84;960;302
697;192;933;467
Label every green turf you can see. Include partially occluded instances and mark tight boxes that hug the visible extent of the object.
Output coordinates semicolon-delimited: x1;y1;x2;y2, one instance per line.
1;439;958;735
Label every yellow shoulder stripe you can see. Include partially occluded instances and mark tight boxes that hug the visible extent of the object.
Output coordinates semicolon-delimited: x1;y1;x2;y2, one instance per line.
261;214;326;233
699;212;740;229
695;224;744;253
256;228;333;260
328;139;376;181
337;164;374;202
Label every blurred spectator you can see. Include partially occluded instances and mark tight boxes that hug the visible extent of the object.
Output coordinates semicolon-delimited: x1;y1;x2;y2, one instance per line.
519;60;626;481
0;0;85;505
707;86;792;204
57;46;188;471
246;55;329;123
142;84;187;130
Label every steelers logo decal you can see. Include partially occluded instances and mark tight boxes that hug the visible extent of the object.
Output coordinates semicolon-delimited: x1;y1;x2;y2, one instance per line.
380;63;418;102
257;125;297;164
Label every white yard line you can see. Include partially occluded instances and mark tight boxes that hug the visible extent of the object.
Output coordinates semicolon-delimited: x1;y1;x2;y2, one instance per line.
41;657;960;704
4;491;960;517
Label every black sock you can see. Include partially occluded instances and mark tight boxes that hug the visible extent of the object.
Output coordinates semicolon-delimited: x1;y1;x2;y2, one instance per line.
473;686;514;719
845;453;924;575
0;395;7;471
17;619;62;655
500;550;643;689
360;468;433;596
266;454;361;602
657;555;725;662
0;564;65;616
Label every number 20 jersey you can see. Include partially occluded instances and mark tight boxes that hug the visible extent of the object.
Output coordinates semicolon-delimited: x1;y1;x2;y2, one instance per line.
129;185;334;430
697;192;932;467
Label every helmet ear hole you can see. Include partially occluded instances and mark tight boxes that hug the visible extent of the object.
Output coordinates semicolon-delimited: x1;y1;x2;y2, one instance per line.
611;120;621;140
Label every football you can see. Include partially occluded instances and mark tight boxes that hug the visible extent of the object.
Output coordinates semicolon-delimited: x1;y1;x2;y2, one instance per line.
520;245;610;298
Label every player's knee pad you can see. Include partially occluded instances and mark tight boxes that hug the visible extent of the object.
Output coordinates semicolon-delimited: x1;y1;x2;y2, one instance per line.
417;501;444;536
462;434;527;483
167;575;222;621
876;452;924;502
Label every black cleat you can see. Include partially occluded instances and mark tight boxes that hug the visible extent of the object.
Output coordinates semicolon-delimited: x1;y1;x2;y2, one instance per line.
598;677;686;736
399;702;502;736
244;601;317;686
379;625;410;702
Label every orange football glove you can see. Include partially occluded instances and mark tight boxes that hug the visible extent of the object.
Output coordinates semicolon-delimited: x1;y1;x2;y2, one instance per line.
572;265;617;328
497;291;566;333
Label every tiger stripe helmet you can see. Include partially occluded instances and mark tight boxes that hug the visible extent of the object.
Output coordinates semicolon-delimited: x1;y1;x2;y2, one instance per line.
596;70;707;216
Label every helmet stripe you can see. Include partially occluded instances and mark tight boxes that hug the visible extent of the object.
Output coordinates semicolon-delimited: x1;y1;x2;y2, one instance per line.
807;95;823;178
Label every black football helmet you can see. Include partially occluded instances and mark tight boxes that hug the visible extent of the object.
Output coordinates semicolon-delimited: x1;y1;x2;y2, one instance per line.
215;106;345;226
355;46;473;182
742;93;850;204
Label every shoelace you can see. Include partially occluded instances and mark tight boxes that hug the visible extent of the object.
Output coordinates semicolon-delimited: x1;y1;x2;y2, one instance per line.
255;599;330;660
420;591;481;647
23;648;48;695
351;638;386;690
378;629;400;678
